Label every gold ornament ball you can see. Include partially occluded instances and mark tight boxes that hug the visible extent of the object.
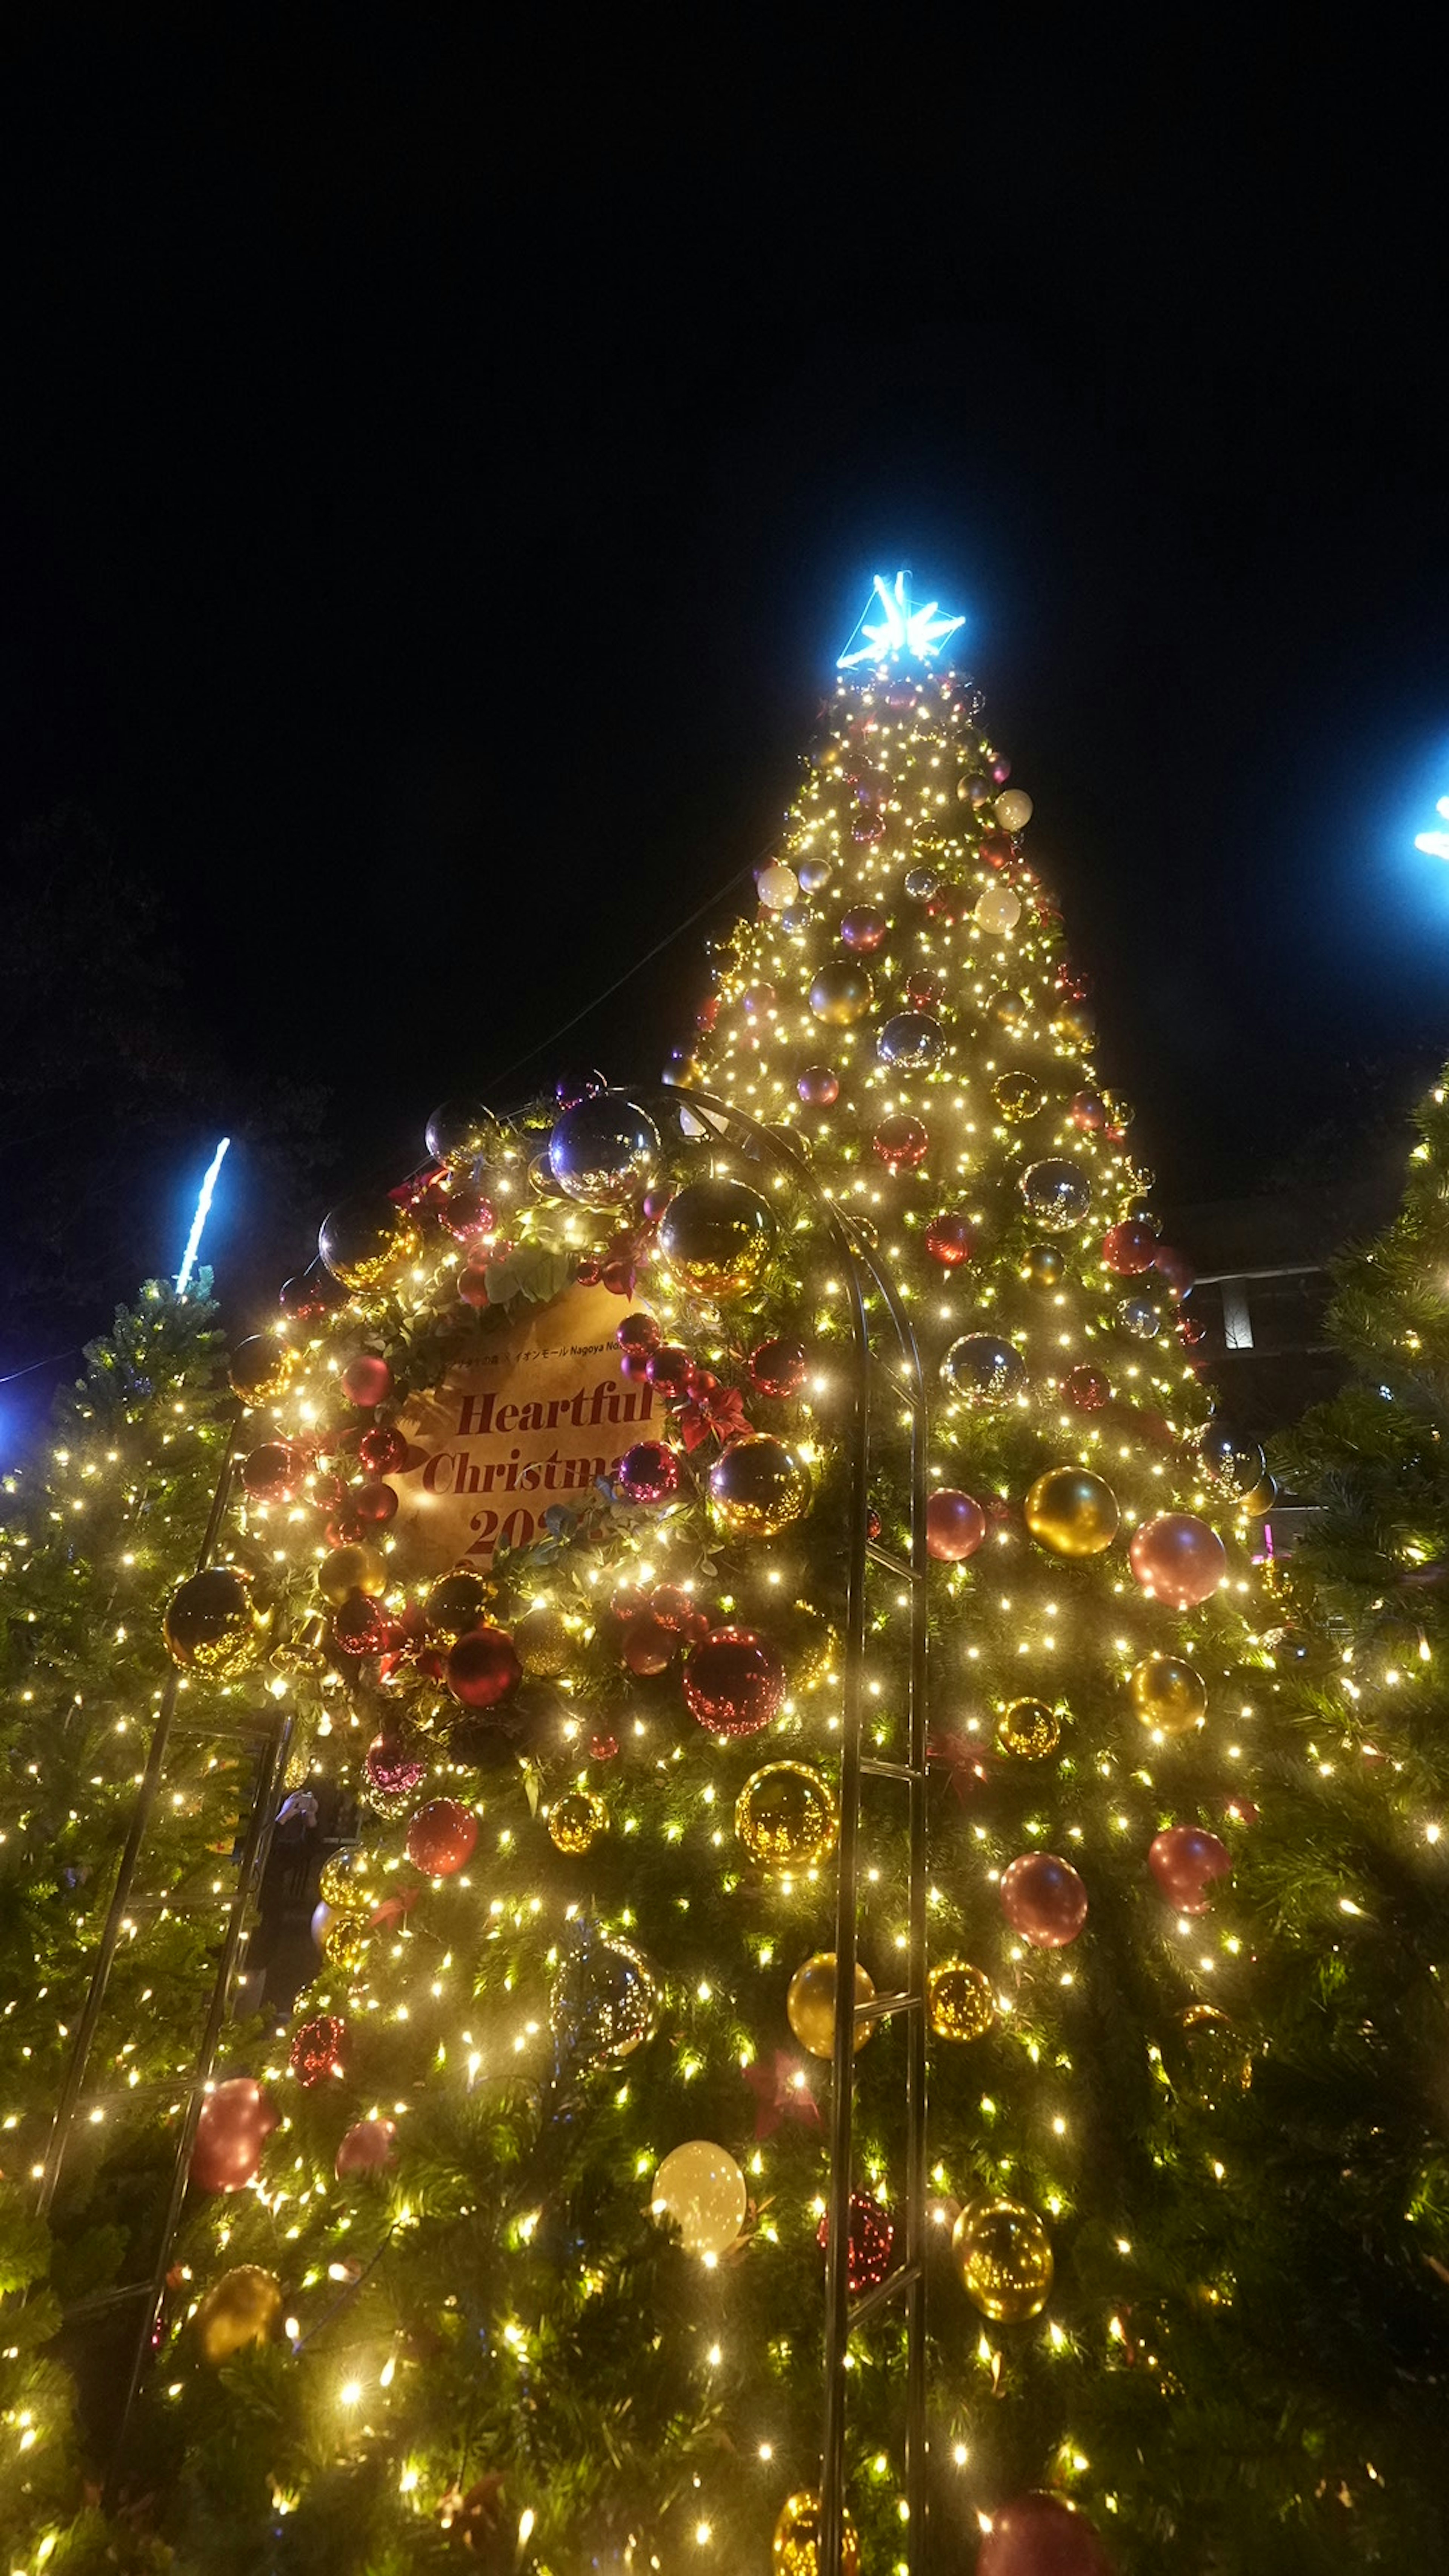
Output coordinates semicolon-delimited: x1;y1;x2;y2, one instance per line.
320;1910;370;1972
736;1762;838;1868
928;1959;996;2042
514;1603;572;1677
163;1566;266;1679
1023;1242;1066;1288
658;1177;778;1296
1024;1466;1120;1557
319;1542;388;1607
786;1953;874;2060
271;1612;328;1677
809;960;874;1027
1240;1472;1278;1516
549;1787;609;1854
651;2139;749;2260
1053;997;1095;1047
318;1193;421;1291
425;1566;497;1638
1130;1655;1207;1736
709;1433;811;1539
996;1697;1062;1759
986;986;1029;1034
772;2491;859;2576
229;1332;294;1406
953;2197;1054;2323
194;2264;283;2365
318;1846;374;1910
993;1070;1043;1123
792;1605;840;1690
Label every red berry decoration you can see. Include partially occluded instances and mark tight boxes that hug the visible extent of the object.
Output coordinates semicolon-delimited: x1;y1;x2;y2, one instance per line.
797;1065;840;1107
616;1441;681;1504
341;1353;392;1409
1129;1513;1227;1609
1063;1364;1110;1412
978;2493;1114;2576
873;1115;929;1174
335;2116;397;2178
241;1442;303;1505
926;1488;987;1562
925;1210;975;1267
446;1626;523;1707
290;2014;348;2088
351;1481;399;1526
1069;1090;1106;1132
332;1592;392;1657
1100;1219;1157;1276
190;2077;277;2193
621;1612;678;1676
683;1627;784;1738
817;2193;895;2293
358;1424;409;1475
749;1336;808;1399
406;1797;478;1876
616;1311;661;1357
1149;1825;1232;1915
839;903;887;952
1000;1852;1089;1949
646;1343;692;1399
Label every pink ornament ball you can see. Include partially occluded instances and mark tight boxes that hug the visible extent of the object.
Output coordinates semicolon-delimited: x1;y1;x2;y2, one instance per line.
341;1353;392;1409
1069;1090;1107;1133
682;1626;784;1738
1000;1852;1088;1949
978;2492;1115;2576
1148;1825;1232;1915
190;2076;277;2193
365;1734;427;1802
616;1311;661;1356
840;904;888;953
616;1439;681;1504
798;1064;840;1108
405;1796;478;1876
646;1344;692;1398
1129;1512;1227;1609
926;1488;987;1562
335;2116;397;2179
749;1335;808;1399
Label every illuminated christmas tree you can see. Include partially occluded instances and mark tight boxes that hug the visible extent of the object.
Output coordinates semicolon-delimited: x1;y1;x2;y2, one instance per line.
42;580;1447;2574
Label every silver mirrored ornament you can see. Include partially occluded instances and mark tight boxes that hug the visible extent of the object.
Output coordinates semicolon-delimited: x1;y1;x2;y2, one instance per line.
548;1092;661;1206
1198;1422;1267;1495
798;858;832;894
877;1012;945;1070
940;1333;1029;1406
1020;1158;1092;1231
549;1924;659;2072
904;866;941;900
424;1098;497;1166
1118;1296;1163;1340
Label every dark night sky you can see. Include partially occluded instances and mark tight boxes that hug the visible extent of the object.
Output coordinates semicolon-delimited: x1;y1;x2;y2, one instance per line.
3;14;1449;1441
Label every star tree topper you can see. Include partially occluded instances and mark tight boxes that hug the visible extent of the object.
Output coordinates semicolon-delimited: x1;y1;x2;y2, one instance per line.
837;567;965;669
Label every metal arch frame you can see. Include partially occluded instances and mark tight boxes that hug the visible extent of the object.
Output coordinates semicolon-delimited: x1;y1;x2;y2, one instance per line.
639;1085;931;2575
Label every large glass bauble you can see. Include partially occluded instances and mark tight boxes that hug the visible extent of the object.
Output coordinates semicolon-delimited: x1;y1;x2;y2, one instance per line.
1198;1421;1267;1496
735;1761;838;1868
1024;1467;1119;1556
163;1567;266;1678
549;1925;659;2071
548;1092;660;1206
657;1177;777;1295
786;1953;874;2059
424;1099;497;1165
928;1959;996;2041
1020;1158;1092;1231
1129;1655;1207;1736
318;1194;422;1290
940;1334;1028;1407
708;1434;811;1537
876;1012;944;1069
651;2140;748;2259
809;961;874;1026
953;2197;1054;2322
771;2491;859;2576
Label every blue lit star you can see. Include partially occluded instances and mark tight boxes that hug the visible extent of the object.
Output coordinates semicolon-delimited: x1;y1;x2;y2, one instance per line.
837;569;965;669
1415;795;1449;863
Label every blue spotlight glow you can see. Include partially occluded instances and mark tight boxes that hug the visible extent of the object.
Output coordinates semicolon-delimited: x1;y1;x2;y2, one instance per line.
176;1137;231;1293
1415;795;1449;863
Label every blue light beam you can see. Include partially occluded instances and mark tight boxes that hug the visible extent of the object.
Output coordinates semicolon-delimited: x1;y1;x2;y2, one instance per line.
176;1137;231;1294
1415;795;1449;864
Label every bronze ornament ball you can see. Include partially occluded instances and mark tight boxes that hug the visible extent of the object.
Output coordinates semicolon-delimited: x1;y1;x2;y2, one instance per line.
977;2494;1114;2576
708;1433;811;1538
318;1194;421;1291
1025;1466;1120;1557
809;960;874;1026
787;1952;874;2059
995;1697;1061;1759
318;1542;388;1607
735;1761;838;1868
992;1070;1043;1123
1053;996;1096;1047
548;1786;609;1854
1129;1512;1227;1609
658;1176;777;1295
425;1566;496;1639
548;1091;661;1207
772;2490;859;2576
163;1566;266;1679
1023;1241;1066;1288
928;1959;996;2042
194;2264;283;2366
228;1333;293;1406
986;987;1030;1034
1130;1655;1207;1736
953;2197;1054;2323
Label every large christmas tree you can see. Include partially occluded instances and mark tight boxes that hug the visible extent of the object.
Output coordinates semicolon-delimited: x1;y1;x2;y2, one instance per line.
26;577;1447;2573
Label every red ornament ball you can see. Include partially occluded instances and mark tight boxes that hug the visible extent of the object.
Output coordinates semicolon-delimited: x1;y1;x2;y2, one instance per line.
1000;1852;1089;1949
290;2014;348;2088
365;1735;426;1803
1063;1364;1110;1413
441;1186;493;1241
335;2116;397;2179
683;1626;784;1738
616;1440;681;1504
749;1336;808;1399
925;1210;975;1268
798;1065;840;1108
406;1797;478;1877
1149;1825;1232;1915
905;970;943;1011
817;2192;895;2293
458;1266;490;1307
446;1626;523;1708
616;1311;661;1357
978;2493;1114;2576
1101;1220;1157;1276
978;827;1014;869
332;1592;392;1657
341;1353;392;1409
926;1488;987;1563
696;994;719;1033
621;1612;679;1676
840;904;887;953
646;1343;692;1398
351;1480;398;1527
358;1424;409;1476
242;1442;303;1506
590;1730;620;1761
873;1114;929;1174
190;2077;277;2193
1129;1513;1227;1609
1069;1090;1107;1133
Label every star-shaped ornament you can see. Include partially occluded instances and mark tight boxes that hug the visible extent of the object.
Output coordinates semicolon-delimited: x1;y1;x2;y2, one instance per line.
837;568;965;669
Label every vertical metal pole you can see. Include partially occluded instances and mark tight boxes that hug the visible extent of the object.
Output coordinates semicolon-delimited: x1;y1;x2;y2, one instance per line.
904;1316;930;2560
37;1413;240;2217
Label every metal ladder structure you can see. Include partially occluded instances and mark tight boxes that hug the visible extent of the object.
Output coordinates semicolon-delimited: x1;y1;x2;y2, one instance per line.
657;1089;932;2574
34;1424;294;2494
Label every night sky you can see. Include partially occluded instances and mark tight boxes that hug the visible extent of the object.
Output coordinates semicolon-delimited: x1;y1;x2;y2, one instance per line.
3;17;1449;1442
